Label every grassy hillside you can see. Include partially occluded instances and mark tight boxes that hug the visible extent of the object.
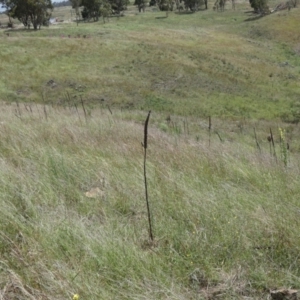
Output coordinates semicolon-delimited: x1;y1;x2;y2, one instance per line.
0;103;300;299
0;3;300;299
0;3;299;120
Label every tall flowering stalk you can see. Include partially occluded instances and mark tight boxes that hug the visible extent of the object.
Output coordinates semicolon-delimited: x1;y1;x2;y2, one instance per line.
143;111;154;241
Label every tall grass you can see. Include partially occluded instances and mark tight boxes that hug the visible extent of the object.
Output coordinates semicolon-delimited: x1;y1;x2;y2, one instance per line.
0;103;299;299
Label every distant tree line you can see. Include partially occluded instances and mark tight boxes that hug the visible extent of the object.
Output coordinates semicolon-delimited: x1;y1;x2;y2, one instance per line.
74;0;297;20
70;0;129;22
152;0;208;13
1;0;297;30
71;0;208;20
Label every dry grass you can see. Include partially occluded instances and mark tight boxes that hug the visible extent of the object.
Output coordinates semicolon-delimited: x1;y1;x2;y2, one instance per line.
0;3;299;120
0;102;299;299
0;3;300;298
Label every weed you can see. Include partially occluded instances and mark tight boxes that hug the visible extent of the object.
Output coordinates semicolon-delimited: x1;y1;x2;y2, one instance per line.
143;110;154;241
279;127;288;167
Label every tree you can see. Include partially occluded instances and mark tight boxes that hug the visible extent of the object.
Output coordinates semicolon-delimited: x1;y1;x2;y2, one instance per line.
108;0;129;15
134;0;147;12
249;0;269;13
99;1;112;22
70;0;81;24
80;0;102;21
183;0;205;11
1;0;14;26
156;0;174;16
1;0;53;30
71;0;115;22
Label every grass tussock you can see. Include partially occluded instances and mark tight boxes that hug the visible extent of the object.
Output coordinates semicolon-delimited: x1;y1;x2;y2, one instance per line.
0;103;299;299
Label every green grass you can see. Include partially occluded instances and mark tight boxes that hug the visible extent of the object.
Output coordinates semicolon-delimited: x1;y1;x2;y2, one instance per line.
0;3;299;120
0;103;300;299
0;4;300;299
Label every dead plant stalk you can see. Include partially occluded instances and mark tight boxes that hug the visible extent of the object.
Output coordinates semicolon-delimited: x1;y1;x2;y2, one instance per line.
143;111;154;241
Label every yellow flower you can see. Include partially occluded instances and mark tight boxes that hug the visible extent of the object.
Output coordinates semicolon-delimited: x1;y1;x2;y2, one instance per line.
73;294;79;300
279;128;285;141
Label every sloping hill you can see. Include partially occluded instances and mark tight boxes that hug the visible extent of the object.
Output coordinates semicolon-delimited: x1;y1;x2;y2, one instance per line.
0;3;299;120
0;4;300;299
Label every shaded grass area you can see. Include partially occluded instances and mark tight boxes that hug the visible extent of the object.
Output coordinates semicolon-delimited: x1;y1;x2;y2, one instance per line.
0;103;300;299
0;4;299;120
